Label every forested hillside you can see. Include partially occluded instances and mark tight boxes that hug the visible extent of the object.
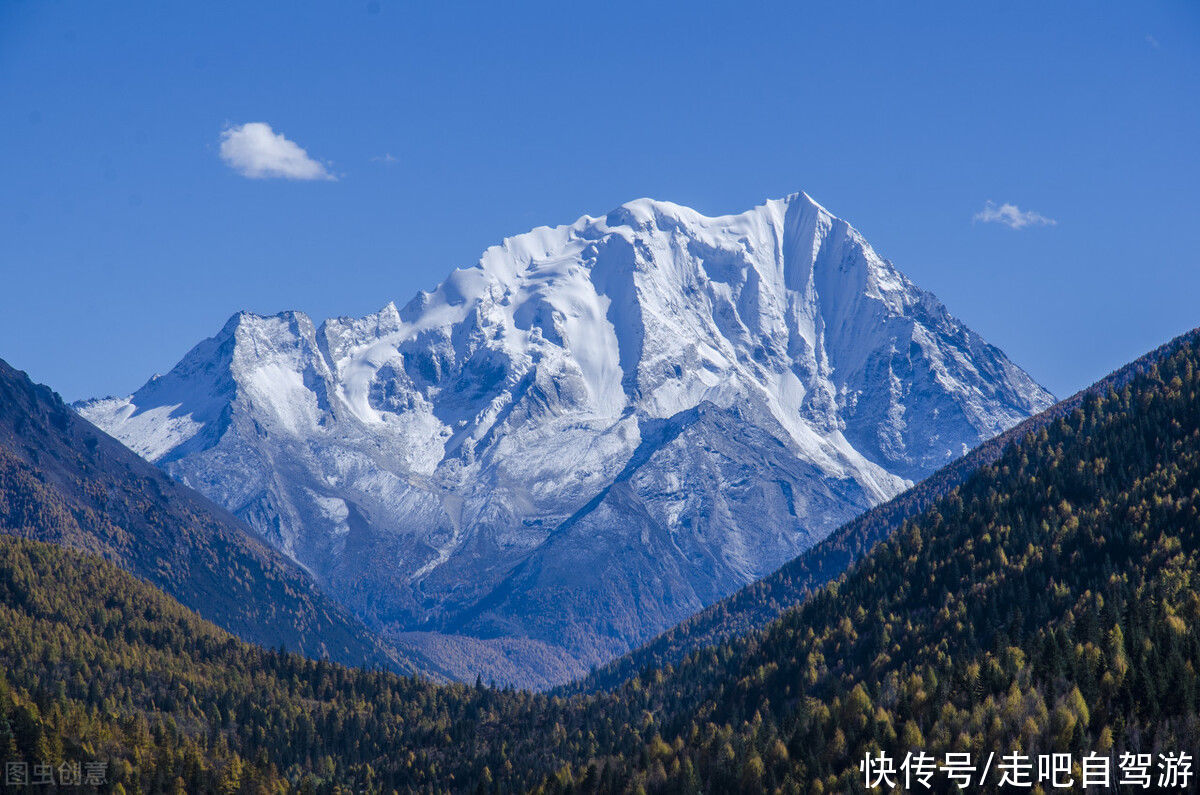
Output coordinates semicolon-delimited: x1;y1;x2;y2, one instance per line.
0;535;652;792
0;535;557;791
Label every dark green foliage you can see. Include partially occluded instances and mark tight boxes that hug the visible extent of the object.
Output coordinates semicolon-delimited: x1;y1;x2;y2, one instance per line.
0;535;640;792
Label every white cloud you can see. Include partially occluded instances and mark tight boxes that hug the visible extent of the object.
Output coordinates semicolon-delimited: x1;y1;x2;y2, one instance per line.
973;200;1057;230
219;122;334;180
372;152;399;164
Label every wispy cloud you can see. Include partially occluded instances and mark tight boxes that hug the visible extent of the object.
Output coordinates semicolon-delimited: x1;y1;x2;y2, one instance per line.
973;200;1057;230
1146;34;1161;49
219;122;334;180
371;153;399;165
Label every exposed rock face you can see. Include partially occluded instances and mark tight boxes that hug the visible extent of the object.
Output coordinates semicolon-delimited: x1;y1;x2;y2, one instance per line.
80;192;1054;687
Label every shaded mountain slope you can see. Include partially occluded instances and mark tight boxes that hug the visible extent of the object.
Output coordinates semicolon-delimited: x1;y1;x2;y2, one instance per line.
0;357;427;675
572;326;1200;694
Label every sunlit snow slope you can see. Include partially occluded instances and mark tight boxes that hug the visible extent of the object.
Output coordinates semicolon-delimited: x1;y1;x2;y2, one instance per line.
80;192;1054;687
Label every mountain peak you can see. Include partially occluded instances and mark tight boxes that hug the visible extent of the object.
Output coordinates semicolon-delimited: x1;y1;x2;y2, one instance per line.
220;308;312;335
600;190;827;232
600;197;701;231
79;191;1054;686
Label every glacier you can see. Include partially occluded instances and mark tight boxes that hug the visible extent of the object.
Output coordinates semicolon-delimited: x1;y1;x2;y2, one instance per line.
79;191;1055;687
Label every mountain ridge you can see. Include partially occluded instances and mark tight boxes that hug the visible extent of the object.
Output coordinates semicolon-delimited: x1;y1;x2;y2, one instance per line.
79;191;1055;686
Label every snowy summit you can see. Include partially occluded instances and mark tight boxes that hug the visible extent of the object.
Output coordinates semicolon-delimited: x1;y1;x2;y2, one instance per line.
79;192;1055;687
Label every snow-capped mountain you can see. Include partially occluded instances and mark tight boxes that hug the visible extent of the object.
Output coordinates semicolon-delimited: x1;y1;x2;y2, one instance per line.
79;192;1054;687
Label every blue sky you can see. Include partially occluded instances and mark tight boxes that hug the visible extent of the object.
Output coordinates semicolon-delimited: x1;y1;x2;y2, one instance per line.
1;1;1198;401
